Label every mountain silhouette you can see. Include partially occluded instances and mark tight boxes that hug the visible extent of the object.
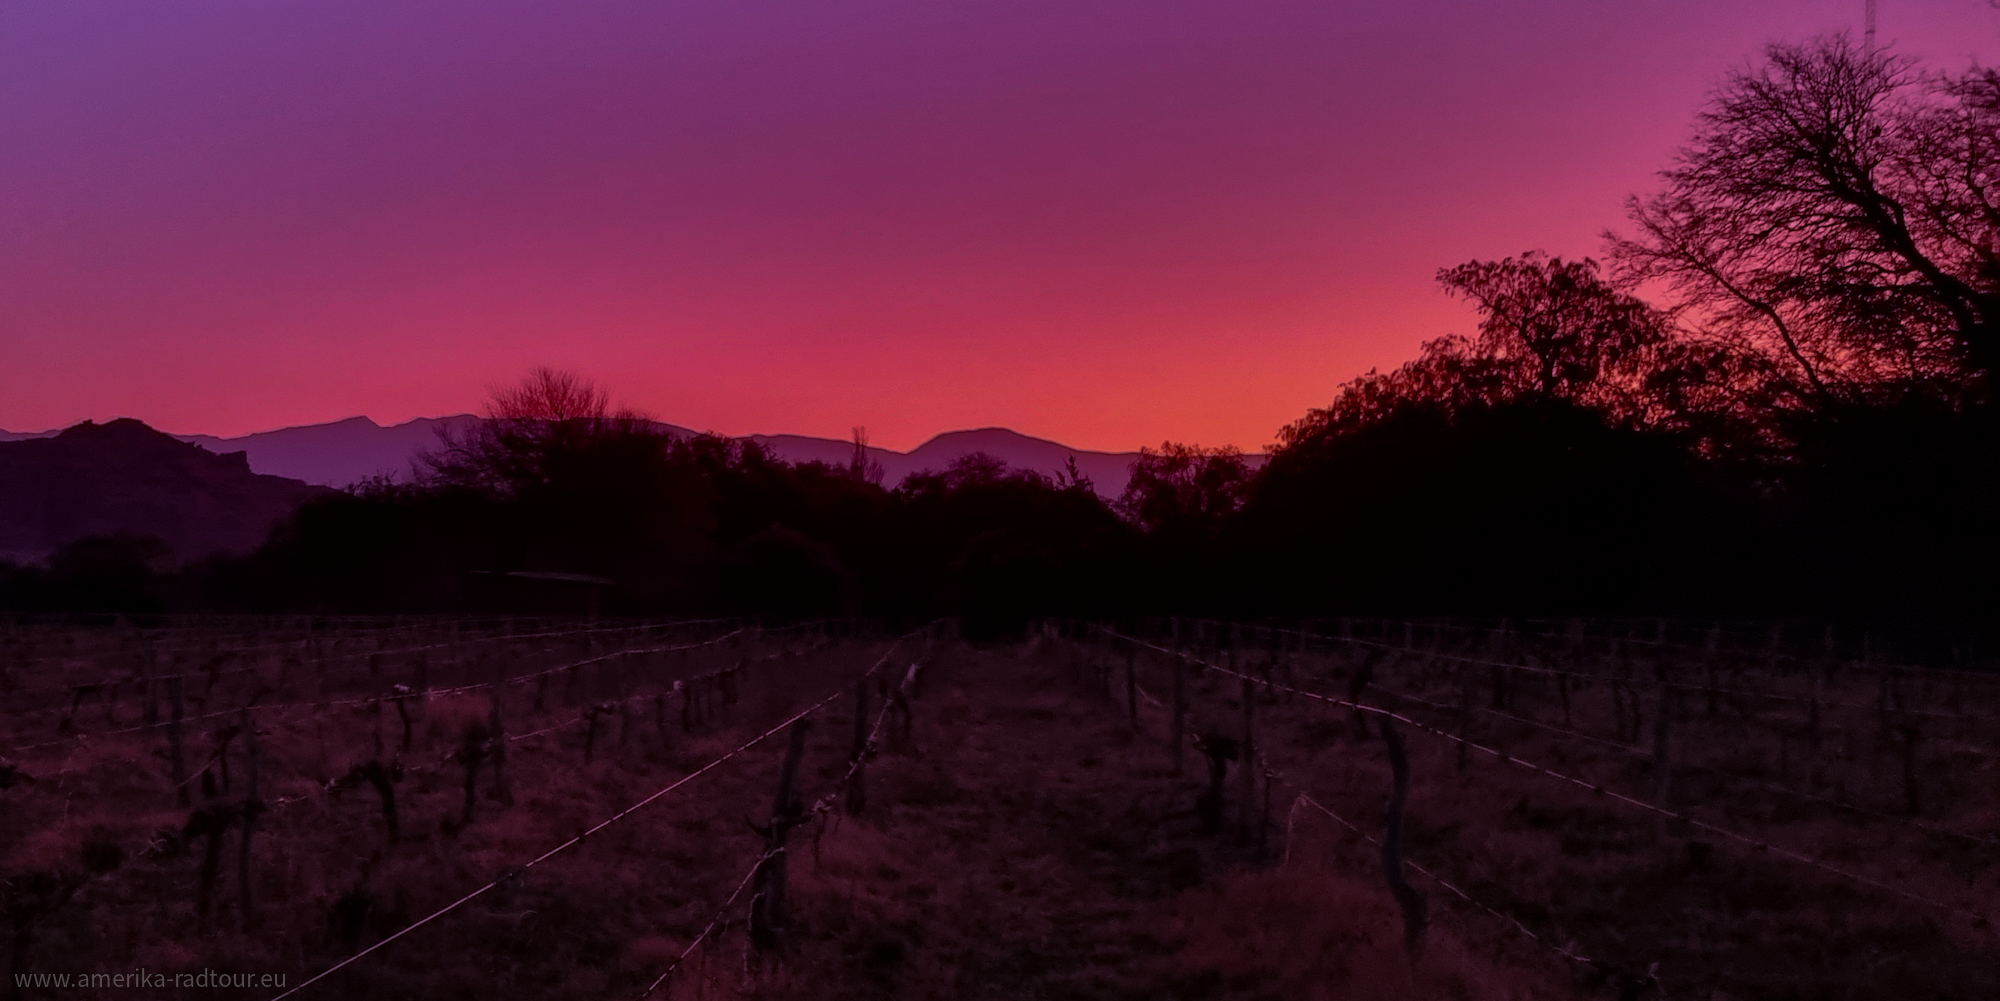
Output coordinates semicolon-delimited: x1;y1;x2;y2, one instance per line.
0;416;1232;498
749;428;1150;495
0;419;326;563
3;415;1266;501
173;415;486;486
166;415;710;488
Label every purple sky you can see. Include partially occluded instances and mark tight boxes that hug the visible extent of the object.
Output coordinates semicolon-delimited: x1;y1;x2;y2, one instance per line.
4;1;1996;450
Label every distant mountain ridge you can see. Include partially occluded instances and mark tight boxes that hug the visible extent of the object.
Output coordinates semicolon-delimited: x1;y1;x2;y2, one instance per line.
173;415;485;488
2;415;1266;502
744;427;1153;497
0;417;1216;498
0;416;1267;562
0;419;325;563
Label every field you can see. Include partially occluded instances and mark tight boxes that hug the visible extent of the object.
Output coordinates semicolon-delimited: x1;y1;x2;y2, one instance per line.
2;617;1995;1000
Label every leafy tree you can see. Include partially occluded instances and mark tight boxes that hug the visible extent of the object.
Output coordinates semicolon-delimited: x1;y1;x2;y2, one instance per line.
1115;443;1251;538
1278;334;1516;443
896;454;1135;636
1;534;178;612
1280;253;1672;445
1248;400;1749;615
1436;252;1671;411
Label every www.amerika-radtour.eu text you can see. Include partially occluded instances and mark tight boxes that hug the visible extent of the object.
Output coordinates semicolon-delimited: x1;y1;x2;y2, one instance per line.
13;970;286;990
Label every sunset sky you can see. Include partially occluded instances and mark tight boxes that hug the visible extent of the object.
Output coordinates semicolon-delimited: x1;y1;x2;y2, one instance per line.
4;1;1997;451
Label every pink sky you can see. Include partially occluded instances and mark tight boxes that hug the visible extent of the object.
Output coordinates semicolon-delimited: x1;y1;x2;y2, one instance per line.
3;1;1996;451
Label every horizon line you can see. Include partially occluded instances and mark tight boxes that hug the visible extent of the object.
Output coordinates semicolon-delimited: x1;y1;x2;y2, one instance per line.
2;413;1276;457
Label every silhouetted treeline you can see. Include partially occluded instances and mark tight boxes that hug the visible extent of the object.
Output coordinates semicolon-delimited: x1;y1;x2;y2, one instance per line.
0;533;179;613
6;33;1997;633
15;385;1986;631
196;426;1139;639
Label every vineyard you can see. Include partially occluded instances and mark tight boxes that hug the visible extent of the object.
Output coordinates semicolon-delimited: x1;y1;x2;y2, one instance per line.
2;616;1996;1000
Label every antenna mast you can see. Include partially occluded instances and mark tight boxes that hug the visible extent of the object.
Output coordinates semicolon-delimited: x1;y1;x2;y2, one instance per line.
1865;0;1877;48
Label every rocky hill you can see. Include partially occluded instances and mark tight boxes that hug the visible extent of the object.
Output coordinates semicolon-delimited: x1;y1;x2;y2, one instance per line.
0;419;325;563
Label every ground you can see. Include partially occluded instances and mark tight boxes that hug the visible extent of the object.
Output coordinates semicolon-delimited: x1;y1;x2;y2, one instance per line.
5;621;1995;999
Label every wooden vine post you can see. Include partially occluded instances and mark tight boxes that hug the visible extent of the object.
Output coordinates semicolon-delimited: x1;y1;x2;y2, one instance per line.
1196;735;1237;835
1281;627;1298;703
584;702;617;764
1378;716;1427;958
189;803;233;931
167;677;188;807
141;644;159;725
1454;673;1474;773
390;685;415;753
1806;661;1823;755
1170;653;1187;775
1704;622;1722;716
1610;642;1630;742
847;678;869;816
1237;677;1257;842
489;699;513;807
1561;619;1582;728
458;728;490;825
1900;722;1924;816
891;661;922;751
1125;646;1138;723
751;719;813;957
1258;768;1273;861
1651;676;1675;832
353;761;401;845
238;706;262;926
215;724;239;793
1557;670;1573;729
1348;651;1377;738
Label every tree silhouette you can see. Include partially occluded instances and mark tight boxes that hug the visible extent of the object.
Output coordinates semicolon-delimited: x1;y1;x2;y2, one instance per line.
1436;253;1670;411
1279;253;1671;445
847;426;884;486
421;367;662;495
1610;34;2000;399
489;366;611;422
1115;443;1250;539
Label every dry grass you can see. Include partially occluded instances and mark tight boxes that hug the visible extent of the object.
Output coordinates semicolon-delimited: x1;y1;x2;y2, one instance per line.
754;643;1579;1001
1126;629;2000;1001
7;620;1987;1000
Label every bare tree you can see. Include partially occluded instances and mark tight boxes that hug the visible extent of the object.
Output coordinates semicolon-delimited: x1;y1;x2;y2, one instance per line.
847;426;884;486
1609;34;2000;401
421;367;658;493
487;367;611;423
